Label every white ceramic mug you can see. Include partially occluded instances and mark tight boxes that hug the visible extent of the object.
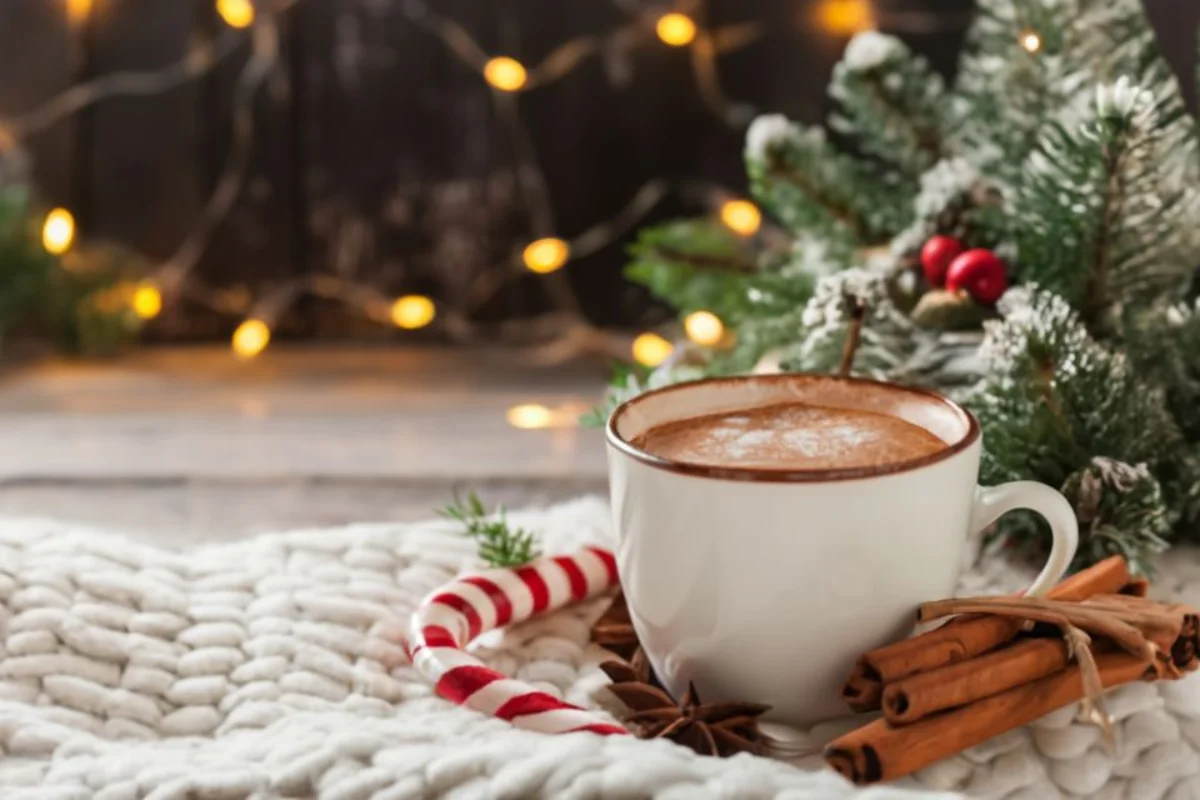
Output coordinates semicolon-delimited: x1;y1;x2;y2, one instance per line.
605;374;1078;725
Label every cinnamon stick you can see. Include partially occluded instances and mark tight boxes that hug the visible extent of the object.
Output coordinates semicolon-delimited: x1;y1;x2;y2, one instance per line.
883;595;1196;725
888;594;1195;724
1171;613;1200;672
882;638;1070;725
1123;578;1150;598
826;652;1154;785
841;556;1132;712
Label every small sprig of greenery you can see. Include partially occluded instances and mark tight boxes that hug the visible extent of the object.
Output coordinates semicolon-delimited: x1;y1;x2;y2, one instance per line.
580;361;650;428
439;491;541;567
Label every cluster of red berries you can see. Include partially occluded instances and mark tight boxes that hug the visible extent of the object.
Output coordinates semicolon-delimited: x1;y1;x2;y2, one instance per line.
919;236;1009;305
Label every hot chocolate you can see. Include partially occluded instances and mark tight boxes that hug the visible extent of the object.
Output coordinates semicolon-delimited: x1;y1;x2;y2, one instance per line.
631;401;947;470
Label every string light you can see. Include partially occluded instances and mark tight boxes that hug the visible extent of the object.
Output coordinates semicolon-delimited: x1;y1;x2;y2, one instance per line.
505;402;585;429
1020;30;1042;53
232;318;270;359
483;57;528;92
684;310;725;346
66;0;92;22
42;208;76;255
131;283;163;320
815;0;874;36
656;13;698;47
507;403;554;430
390;295;436;329
632;332;674;367
522;238;571;274
719;199;761;236
10;0;768;363
216;0;255;29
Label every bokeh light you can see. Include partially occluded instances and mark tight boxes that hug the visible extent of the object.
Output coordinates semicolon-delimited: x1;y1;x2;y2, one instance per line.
719;200;762;236
390;295;436;330
232;319;270;359
42;208;76;255
632;332;674;367
684;311;725;346
484;57;528;92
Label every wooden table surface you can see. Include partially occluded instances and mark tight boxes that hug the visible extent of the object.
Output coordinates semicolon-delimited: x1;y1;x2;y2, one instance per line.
0;346;611;543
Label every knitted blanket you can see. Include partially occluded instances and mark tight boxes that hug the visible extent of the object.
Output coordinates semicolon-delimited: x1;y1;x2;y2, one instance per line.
1;498;1198;799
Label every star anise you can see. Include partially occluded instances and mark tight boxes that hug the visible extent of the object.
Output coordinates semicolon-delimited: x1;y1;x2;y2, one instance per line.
600;654;770;757
590;590;639;661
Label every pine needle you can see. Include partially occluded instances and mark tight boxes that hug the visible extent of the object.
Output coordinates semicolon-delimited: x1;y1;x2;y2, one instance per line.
439;491;541;568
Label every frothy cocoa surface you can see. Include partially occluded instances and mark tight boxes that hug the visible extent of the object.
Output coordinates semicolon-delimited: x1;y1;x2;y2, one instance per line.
631;402;947;470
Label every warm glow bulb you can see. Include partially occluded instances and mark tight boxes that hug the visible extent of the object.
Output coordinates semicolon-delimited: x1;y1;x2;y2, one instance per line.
216;0;255;29
232;319;270;359
507;403;554;430
632;332;674;367
66;0;93;22
719;200;762;236
1020;30;1042;53
391;295;436;329
522;238;570;274
132;283;163;320
655;13;697;47
815;0;874;36
42;208;76;255
684;311;725;346
483;57;528;92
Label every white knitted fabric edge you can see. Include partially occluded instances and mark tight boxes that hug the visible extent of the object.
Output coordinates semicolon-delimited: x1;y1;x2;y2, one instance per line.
0;497;1197;799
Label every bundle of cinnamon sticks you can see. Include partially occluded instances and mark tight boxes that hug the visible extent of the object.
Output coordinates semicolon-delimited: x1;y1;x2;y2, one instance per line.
825;556;1200;785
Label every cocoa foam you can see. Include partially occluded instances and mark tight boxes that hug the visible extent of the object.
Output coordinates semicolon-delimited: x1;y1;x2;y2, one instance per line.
631;401;947;471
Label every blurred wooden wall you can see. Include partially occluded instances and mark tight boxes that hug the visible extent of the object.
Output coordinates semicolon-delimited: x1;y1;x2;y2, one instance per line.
0;0;1195;341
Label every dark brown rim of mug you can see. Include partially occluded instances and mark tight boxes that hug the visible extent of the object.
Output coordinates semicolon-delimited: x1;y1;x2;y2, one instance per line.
606;373;981;483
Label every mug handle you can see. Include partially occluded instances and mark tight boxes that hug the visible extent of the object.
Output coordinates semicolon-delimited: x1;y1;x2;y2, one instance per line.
971;481;1079;596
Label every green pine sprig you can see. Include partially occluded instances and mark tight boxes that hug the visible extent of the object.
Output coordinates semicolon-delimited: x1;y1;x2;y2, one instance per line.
829;31;947;178
439;491;541;568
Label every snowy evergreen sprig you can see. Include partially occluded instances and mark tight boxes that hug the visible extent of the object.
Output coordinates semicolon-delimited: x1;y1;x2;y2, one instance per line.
782;269;927;380
1122;299;1200;442
1016;77;1197;327
890;157;1006;259
830;32;948;178
746;117;911;246
951;0;1072;186
969;288;1189;563
1060;457;1170;575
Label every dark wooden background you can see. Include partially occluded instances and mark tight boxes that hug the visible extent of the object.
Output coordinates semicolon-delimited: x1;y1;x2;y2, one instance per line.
1;0;1196;342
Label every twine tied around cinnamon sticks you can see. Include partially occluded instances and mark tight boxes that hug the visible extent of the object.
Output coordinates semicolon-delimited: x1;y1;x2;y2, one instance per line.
826;556;1199;785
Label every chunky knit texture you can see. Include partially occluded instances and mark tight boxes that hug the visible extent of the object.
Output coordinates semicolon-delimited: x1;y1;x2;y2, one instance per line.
0;497;1198;798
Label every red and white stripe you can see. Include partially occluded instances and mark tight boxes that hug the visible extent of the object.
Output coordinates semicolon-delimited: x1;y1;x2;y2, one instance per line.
405;546;628;736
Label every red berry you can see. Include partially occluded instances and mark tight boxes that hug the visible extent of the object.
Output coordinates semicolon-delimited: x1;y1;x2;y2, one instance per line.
945;249;1009;305
920;235;964;288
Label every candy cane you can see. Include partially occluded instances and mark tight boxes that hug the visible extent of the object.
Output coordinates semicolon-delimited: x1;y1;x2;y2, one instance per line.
405;546;628;735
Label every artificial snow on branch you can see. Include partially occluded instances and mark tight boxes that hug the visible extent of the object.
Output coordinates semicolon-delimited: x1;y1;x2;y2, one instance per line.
746;119;911;247
1016;78;1197;329
830;32;947;178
